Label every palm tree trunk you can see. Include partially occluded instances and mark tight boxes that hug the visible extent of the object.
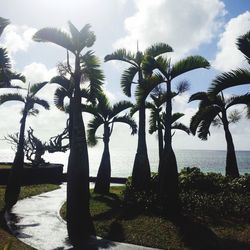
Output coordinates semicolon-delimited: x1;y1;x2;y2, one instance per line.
222;111;240;178
157;116;164;172
5;110;28;210
132;69;150;190
158;80;179;214
66;54;95;247
94;123;111;194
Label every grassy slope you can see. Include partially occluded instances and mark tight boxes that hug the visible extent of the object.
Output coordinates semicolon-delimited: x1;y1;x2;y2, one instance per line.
0;184;59;250
61;186;250;250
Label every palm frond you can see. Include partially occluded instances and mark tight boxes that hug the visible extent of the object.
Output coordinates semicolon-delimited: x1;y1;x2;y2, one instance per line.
190;106;221;140
237;31;250;63
112;115;137;135
171;112;184;123
0;93;25;105
80;50;104;98
145;43;173;57
121;66;138;97
87;116;103;146
81;103;100;117
228;109;241;124
208;68;250;95
32;97;50;110
148;108;158;134
171;55;210;79
79;24;96;48
130;104;139;116
0;48;11;70
143;56;169;77
0;17;10;37
50;76;71;90
171;122;190;134
29;82;48;96
110;100;133;119
176;80;190;94
226;93;250;109
54;87;69;111
135;73;165;104
104;49;137;66
33;28;75;54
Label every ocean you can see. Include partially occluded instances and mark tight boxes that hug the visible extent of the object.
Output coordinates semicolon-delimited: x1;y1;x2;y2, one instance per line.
1;147;249;177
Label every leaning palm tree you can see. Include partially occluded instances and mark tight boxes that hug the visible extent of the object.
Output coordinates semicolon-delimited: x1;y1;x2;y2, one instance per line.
104;43;173;191
0;17;25;88
189;91;250;178
2;82;49;210
141;54;209;212
84;93;137;194
33;22;103;246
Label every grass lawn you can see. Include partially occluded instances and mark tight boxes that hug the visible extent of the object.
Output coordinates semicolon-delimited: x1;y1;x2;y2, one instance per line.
0;184;59;250
61;186;250;250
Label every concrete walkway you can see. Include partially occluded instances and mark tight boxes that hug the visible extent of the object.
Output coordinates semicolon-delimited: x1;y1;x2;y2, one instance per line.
5;184;160;250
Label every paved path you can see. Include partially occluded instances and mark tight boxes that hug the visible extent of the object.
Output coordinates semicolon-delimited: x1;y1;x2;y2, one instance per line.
5;184;160;250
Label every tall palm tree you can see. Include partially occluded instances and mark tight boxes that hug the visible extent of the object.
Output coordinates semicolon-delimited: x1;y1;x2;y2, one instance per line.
141;55;209;212
189;91;250;178
2;82;49;209
83;93;137;194
0;17;25;88
104;43;173;190
33;22;103;246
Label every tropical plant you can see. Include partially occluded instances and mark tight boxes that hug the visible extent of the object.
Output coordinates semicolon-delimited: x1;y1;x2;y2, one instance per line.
1;82;49;209
84;92;137;194
140;54;210;212
145;86;190;169
208;30;250;98
0;17;25;88
189;91;250;178
104;43;173;191
33;22;103;246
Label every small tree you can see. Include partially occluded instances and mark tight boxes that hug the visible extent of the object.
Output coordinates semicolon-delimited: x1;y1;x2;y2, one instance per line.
84;93;137;194
189;91;250;178
1;82;49;209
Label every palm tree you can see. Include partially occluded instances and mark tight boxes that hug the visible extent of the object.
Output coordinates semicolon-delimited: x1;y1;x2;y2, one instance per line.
0;17;25;88
2;82;49;209
148;108;190;171
189;91;250;178
33;22;103;246
104;43;173;191
141;54;209;212
83;93;137;194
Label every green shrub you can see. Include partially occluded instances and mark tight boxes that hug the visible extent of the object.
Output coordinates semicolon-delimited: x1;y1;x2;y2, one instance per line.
123;168;250;220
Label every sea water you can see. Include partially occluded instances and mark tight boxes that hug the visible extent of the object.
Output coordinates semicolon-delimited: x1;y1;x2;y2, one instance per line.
0;147;249;177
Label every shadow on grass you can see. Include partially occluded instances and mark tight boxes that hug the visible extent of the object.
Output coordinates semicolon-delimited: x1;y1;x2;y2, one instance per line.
171;215;250;250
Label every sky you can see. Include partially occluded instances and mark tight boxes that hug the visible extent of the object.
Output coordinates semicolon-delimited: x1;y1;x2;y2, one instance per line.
0;0;250;153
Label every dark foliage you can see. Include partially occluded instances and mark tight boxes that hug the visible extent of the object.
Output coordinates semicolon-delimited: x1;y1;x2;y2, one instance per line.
123;168;250;220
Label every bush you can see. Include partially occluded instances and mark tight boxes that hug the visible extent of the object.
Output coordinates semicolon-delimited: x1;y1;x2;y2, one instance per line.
123;168;250;220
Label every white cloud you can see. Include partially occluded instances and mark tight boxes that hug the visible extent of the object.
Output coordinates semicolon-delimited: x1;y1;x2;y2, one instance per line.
213;11;250;71
22;62;57;83
114;0;225;58
0;25;37;54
